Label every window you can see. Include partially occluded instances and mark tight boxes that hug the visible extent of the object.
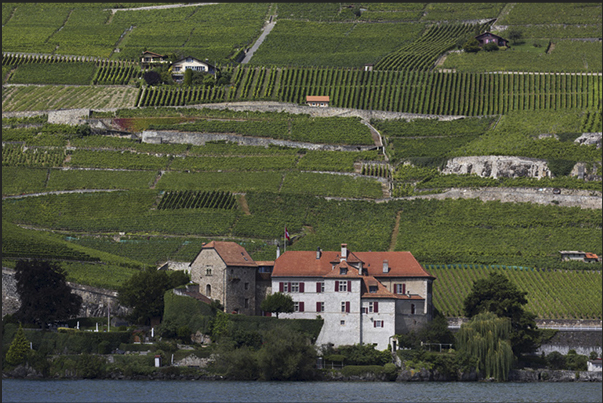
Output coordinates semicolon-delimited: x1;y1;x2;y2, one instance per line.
341;302;346;313
340;320;345;325
340;267;347;275
369;285;378;293
316;282;324;293
294;302;305;312
206;284;211;297
205;268;212;276
316;302;324;312
335;280;351;292
394;284;406;294
411;304;416;315
374;320;384;328
341;301;350;313
244;282;249;290
173;66;181;72
290;282;299;293
244;299;249;308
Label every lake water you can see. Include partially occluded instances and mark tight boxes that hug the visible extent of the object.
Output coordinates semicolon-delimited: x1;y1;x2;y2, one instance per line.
3;379;602;403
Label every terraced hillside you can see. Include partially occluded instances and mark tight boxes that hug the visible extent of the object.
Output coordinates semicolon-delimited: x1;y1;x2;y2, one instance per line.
2;3;601;320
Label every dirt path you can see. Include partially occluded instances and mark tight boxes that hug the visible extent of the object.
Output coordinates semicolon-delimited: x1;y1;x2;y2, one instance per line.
241;14;278;64
2;189;124;200
105;3;218;14
238;194;251;215
388;210;402;251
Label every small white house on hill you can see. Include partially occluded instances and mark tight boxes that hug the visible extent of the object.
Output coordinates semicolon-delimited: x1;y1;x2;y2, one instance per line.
171;57;215;81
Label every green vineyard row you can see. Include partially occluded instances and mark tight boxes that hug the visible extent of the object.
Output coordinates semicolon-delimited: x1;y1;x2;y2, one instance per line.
138;67;602;115
157;190;237;210
425;264;602;320
374;23;486;71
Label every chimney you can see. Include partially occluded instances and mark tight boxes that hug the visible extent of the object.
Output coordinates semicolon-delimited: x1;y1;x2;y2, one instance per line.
276;244;280;259
340;244;347;262
382;260;389;273
358;261;363;276
316;247;321;259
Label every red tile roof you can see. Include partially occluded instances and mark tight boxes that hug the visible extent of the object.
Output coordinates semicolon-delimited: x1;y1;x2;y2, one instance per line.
306;96;330;102
360;276;424;300
198;241;257;267
142;51;165;57
272;249;433;279
585;253;599;259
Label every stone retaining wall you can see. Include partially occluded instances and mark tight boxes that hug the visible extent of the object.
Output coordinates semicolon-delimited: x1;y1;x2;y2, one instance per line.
142;130;379;152
2;268;129;319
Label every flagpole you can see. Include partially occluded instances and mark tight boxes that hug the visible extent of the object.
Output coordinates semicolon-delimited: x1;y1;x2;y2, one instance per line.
284;226;286;253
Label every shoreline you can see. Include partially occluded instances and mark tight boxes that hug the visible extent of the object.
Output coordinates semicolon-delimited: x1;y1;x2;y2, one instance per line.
4;367;602;383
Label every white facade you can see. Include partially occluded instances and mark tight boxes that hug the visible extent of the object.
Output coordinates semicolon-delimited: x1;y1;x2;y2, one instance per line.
171;57;214;80
271;244;435;351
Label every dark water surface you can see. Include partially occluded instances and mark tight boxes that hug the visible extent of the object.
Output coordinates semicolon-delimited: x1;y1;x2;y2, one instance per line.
3;379;603;403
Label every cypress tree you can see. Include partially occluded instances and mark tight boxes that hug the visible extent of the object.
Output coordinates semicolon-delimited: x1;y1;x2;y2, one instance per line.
6;325;30;367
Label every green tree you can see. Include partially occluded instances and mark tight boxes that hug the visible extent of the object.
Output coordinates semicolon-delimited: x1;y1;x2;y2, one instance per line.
257;328;317;380
456;312;514;381
15;259;82;328
260;292;294;318
484;42;499;52
507;29;523;44
183;69;192;86
463;38;481;53
6;324;30;367
118;268;189;325
143;70;161;86
463;271;541;357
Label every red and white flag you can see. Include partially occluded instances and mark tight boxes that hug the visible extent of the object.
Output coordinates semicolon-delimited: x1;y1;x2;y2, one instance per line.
285;226;290;240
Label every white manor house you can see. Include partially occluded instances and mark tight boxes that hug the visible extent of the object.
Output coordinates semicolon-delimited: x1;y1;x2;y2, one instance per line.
185;242;435;351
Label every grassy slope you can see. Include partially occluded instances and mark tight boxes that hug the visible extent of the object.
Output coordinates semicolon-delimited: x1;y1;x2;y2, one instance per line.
1;3;601;319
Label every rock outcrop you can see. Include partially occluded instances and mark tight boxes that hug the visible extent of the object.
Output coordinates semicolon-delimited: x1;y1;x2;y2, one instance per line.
442;156;551;179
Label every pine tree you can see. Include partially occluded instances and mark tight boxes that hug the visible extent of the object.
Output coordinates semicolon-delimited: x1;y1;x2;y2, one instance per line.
6;325;30;367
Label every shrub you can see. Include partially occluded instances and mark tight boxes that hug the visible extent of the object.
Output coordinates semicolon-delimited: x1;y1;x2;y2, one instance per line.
484;42;499;52
463;38;481;53
547;351;566;369
143;71;162;86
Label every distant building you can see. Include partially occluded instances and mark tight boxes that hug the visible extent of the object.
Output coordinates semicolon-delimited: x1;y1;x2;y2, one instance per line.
560;251;600;263
171;57;215;81
475;32;509;48
364;64;374;72
306;95;330;107
141;51;168;69
587;359;602;372
271;243;435;350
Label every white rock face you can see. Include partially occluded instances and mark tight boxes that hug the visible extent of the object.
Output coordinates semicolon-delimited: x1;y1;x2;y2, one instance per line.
442;156;551;179
574;132;602;149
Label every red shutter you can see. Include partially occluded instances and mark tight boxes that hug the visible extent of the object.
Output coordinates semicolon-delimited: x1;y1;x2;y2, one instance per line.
279;282;284;292
299;282;304;293
374;301;379;313
288;282;291;292
402;284;406;294
374;321;377;328
335;281;339;292
346;301;350;313
316;282;322;293
299;302;304;312
347;280;352;292
316;302;321;312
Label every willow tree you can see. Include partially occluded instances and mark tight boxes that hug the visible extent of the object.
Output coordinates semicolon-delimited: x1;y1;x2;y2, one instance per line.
456;312;515;381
